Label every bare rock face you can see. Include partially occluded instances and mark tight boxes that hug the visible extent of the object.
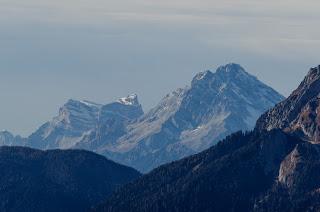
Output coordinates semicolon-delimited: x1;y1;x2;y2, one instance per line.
256;143;320;212
256;65;320;143
290;98;320;142
279;143;320;193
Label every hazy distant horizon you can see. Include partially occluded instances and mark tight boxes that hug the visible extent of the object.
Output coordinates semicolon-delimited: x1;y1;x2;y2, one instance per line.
1;0;319;136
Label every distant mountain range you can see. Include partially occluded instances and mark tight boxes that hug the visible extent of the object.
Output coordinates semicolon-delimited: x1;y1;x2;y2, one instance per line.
0;63;284;172
0;130;25;146
0;146;140;212
3;64;320;212
94;65;320;212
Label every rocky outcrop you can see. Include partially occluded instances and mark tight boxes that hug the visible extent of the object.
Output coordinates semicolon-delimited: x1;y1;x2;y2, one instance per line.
256;65;320;142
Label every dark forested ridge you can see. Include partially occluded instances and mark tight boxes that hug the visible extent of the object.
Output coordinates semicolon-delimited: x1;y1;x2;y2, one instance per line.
0;146;141;212
94;130;305;212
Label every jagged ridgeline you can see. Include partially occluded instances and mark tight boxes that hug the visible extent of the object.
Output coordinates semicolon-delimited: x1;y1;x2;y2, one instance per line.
0;63;284;172
256;65;320;142
94;65;320;212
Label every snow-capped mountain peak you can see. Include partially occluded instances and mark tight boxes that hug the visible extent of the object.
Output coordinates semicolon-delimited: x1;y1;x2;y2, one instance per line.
118;94;140;106
27;94;144;150
217;63;247;73
98;63;284;172
215;63;257;81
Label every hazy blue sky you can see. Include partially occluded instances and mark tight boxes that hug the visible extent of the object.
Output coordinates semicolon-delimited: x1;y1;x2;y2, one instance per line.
0;0;319;136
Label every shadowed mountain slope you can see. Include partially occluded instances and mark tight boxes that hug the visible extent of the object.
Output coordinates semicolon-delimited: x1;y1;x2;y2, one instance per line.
0;146;140;212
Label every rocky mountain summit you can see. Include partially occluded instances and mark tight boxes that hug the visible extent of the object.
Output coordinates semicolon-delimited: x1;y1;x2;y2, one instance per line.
97;63;284;172
256;65;320;142
27;94;143;150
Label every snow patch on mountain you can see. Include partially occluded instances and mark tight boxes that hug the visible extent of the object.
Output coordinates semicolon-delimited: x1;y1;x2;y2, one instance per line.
79;100;102;108
27;95;144;149
118;94;139;106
